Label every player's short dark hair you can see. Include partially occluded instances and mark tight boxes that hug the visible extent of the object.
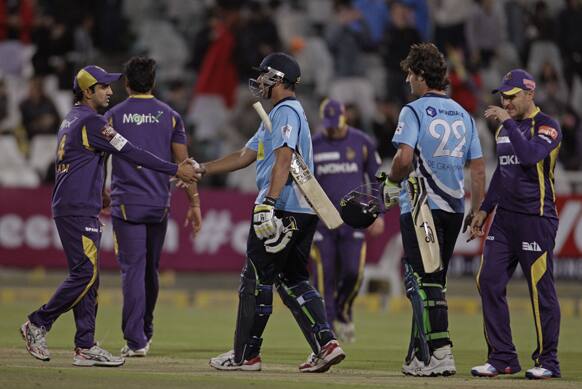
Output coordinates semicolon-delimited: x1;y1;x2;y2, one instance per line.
124;56;156;93
73;84;97;104
400;43;449;91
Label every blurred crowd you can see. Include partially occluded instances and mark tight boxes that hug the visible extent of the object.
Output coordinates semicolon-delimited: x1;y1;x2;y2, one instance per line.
1;0;582;192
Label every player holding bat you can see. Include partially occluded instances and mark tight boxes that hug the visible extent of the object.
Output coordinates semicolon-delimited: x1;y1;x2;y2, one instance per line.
377;43;485;376
193;52;345;373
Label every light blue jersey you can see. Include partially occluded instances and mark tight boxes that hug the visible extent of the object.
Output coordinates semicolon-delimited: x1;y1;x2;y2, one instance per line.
392;93;482;214
246;98;315;214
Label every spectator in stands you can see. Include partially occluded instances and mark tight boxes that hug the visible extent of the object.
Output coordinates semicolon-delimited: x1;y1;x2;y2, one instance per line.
0;0;35;43
235;1;281;82
448;47;482;114
31;16;73;90
558;0;582;87
465;0;506;69
381;0;421;105
353;0;389;49
19;76;60;140
326;0;372;78
429;0;473;51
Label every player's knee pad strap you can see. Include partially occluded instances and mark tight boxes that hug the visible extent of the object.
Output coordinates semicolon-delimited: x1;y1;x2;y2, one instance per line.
255;283;273;316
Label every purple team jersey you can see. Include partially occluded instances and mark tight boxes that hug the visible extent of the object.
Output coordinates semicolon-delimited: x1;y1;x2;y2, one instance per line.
105;95;187;211
481;108;561;218
312;127;381;209
52;104;178;218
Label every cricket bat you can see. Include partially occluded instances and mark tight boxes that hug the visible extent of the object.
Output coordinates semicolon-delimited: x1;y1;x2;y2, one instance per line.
407;174;442;273
252;102;343;230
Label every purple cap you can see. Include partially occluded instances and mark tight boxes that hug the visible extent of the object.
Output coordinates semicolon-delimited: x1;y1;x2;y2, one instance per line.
320;98;345;128
492;69;536;95
73;65;122;92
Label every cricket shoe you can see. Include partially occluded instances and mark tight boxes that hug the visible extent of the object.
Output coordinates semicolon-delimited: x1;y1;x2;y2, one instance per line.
525;367;558;379
471;363;519;377
209;350;262;371
334;320;356;343
402;345;456;377
20;321;50;361
299;340;346;373
120;343;148;357
73;344;125;367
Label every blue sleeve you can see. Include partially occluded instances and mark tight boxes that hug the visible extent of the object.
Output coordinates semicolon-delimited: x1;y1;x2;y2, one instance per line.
271;106;301;151
85;116;177;175
392;105;419;149
503;118;562;166
467;117;483;160
171;111;187;145
245;130;260;151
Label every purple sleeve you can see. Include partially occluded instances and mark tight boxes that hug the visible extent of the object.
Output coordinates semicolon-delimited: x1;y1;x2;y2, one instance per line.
364;135;381;181
171;112;187;144
85;116;178;176
503;118;561;166
480;166;500;214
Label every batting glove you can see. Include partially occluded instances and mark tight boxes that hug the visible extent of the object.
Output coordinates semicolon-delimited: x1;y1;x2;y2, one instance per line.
253;197;282;239
376;172;401;210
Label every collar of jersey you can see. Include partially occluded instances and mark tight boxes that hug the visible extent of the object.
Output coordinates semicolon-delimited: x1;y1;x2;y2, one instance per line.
526;106;540;119
273;96;297;108
422;92;449;99
129;94;154;99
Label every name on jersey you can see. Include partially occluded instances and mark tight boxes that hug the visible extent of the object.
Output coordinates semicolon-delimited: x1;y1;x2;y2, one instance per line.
499;154;520;165
122;111;163;125
426;160;463;171
438;109;464;117
316;162;358;175
59;117;78;129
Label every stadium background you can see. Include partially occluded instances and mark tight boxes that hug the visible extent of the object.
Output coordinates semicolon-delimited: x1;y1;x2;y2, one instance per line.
1;1;582;387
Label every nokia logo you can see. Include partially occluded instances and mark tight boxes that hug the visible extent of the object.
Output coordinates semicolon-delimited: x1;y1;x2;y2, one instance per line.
316;162;358;175
499;155;520;165
522;241;542;252
122;111;163;125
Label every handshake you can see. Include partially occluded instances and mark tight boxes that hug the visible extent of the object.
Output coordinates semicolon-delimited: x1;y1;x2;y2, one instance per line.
172;159;206;188
253;198;298;253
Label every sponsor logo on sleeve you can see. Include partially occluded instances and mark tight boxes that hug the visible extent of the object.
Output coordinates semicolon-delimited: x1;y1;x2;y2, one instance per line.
395;121;404;135
538;125;558;140
281;124;292;140
110;133;128;151
101;125;117;141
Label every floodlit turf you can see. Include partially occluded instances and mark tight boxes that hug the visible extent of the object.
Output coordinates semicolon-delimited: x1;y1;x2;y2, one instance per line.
1;299;581;389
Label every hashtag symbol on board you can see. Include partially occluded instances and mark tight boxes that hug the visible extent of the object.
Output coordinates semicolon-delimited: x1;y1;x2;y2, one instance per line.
193;210;232;254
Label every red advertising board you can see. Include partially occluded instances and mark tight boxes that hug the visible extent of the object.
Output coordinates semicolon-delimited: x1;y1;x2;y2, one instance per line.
1;187;582;272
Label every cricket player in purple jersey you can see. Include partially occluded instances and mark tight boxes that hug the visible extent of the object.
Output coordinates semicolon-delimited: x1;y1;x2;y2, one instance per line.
310;98;384;342
20;65;198;367
104;57;203;358
469;69;562;380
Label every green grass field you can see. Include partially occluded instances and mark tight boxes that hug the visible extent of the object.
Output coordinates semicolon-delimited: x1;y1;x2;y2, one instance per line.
1;296;581;389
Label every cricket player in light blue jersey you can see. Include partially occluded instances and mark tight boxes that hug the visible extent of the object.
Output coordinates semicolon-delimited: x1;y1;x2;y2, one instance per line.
194;52;345;373
378;43;485;376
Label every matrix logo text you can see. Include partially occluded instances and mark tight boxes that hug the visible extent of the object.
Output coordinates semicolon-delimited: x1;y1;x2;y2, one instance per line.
123;111;163;125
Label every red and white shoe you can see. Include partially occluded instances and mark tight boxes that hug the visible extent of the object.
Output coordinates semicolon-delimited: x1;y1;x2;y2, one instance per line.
471;363;518;377
299;340;346;373
209;350;262;371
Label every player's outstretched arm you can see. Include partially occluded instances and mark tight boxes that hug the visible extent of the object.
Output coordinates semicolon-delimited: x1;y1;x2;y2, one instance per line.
172;142;203;237
201;147;257;176
463;157;486;232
